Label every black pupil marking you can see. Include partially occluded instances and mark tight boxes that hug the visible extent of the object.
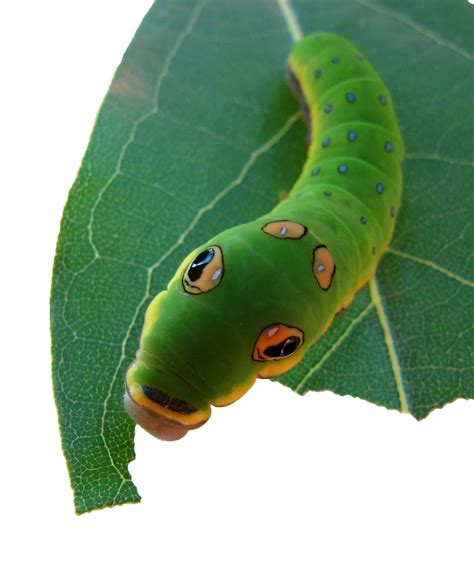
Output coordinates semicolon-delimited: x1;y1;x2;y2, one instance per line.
142;386;198;415
282;336;300;357
263;336;301;358
188;248;215;282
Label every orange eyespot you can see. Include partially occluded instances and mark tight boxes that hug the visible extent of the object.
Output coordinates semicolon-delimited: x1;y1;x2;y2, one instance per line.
183;246;224;294
313;245;336;290
262;220;307;239
252;323;304;362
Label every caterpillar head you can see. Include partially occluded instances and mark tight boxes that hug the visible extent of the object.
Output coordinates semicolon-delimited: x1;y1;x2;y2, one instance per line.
125;219;334;440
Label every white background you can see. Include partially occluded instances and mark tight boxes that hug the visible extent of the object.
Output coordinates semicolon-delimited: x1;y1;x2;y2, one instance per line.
1;2;473;570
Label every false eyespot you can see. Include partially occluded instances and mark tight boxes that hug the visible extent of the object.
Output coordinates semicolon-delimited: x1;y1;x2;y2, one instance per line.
182;246;224;294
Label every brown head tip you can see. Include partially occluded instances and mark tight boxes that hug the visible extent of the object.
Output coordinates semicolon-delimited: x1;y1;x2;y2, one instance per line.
124;391;189;441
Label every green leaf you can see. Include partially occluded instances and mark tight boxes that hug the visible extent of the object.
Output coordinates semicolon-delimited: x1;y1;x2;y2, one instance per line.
51;0;474;512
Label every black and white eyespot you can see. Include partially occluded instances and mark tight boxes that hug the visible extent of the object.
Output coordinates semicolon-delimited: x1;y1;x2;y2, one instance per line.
183;246;224;294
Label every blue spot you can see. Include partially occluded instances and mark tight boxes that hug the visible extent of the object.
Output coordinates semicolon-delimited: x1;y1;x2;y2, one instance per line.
338;164;348;174
356;54;365;61
360;216;367;224
347;130;358;142
376;182;384;194
322;137;331;148
315;69;322;78
311;167;320;176
390;206;397;217
346;92;356;103
384;141;394;153
332;56;341;63
324;103;333;114
324;191;332;196
379;95;387;105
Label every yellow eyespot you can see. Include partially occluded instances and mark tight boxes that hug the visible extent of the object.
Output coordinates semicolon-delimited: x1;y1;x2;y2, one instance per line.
252;323;304;362
262;220;307;239
313;245;336;290
183;246;224;295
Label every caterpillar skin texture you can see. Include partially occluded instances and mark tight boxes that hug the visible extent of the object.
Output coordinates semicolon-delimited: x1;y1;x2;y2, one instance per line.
124;33;404;440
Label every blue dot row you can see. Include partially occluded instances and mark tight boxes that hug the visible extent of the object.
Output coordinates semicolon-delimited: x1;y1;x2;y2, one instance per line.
319;134;394;154
320;131;357;147
314;54;365;73
323;94;388;113
306;55;395;228
300;184;397;226
313;58;387;107
311;167;388;197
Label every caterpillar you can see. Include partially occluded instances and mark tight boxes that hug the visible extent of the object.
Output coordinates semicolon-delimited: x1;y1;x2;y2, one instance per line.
124;33;404;440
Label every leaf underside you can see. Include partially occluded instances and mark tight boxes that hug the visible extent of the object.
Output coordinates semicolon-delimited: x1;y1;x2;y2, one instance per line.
50;0;474;513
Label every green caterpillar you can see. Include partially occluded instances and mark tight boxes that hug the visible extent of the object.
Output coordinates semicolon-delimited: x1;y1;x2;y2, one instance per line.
124;33;404;440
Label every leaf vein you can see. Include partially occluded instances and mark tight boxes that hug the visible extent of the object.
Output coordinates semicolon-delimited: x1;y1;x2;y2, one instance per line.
275;0;303;43
87;0;207;260
388;247;474;288
354;0;474;62
405;153;474;167
404;365;474;373
294;301;374;394
369;277;410;413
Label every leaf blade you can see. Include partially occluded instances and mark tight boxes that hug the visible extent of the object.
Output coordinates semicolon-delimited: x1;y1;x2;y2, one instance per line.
51;0;474;512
